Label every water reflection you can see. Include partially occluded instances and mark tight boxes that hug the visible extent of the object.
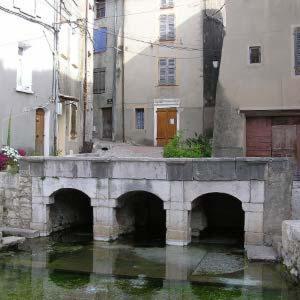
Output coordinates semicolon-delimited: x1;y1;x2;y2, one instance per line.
0;230;299;299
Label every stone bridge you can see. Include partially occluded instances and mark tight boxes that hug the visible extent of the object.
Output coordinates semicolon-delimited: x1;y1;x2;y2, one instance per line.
18;156;294;248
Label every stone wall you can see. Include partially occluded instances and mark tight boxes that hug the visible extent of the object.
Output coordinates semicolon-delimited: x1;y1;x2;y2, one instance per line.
282;220;300;280
0;172;32;229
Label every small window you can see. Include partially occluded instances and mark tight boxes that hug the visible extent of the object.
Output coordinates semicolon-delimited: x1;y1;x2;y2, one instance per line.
94;27;107;52
135;108;144;129
160;14;175;41
16;44;33;93
249;46;261;64
159;58;176;85
294;27;300;75
93;68;105;94
161;0;174;8
95;0;105;19
70;104;77;139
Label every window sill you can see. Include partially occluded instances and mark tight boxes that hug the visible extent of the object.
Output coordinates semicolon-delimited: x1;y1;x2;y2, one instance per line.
159;39;175;42
160;6;174;9
157;84;178;87
16;87;34;94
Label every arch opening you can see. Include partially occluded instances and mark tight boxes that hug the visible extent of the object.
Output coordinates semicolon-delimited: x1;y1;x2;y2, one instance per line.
49;189;93;234
116;191;166;244
191;193;244;246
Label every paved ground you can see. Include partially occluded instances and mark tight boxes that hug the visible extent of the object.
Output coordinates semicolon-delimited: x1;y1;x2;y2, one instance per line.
92;140;164;158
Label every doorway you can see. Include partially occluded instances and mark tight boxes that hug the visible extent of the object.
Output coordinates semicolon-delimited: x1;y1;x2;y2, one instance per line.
156;108;177;146
102;107;112;139
35;108;45;155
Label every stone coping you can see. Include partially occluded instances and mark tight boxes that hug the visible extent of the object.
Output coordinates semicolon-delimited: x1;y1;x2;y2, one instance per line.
20;156;291;163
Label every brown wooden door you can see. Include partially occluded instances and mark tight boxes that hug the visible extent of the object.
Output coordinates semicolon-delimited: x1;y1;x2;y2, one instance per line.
35;108;45;155
102;108;112;139
246;117;272;157
156;108;177;146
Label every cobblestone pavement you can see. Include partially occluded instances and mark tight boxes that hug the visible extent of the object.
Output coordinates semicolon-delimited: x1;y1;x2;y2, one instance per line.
92;141;163;158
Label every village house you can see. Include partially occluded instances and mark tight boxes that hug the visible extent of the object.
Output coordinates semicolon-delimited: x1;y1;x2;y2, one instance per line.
213;0;300;164
0;0;94;156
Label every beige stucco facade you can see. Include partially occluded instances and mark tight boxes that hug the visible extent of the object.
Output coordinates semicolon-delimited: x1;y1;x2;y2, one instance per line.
213;0;300;156
121;0;204;145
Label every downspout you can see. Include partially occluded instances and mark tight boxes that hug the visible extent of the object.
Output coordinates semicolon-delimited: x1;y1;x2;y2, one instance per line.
112;0;117;141
121;0;125;142
82;0;88;149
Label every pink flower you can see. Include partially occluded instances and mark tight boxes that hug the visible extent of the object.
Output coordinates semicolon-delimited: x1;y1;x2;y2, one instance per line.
0;154;8;171
18;148;26;157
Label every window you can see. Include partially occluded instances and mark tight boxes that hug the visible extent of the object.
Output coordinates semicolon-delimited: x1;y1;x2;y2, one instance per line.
294;27;300;75
161;0;174;8
249;46;261;64
160;14;175;41
135;109;144;129
16;45;33;93
95;0;105;19
94;27;107;52
94;68;105;94
70;104;77;139
159;58;176;85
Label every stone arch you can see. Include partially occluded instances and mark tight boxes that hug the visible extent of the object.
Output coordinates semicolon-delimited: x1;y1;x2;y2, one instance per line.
190;192;245;246
115;190;166;243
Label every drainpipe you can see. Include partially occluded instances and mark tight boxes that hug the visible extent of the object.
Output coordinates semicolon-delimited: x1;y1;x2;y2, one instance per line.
112;0;117;141
82;0;89;149
121;0;125;142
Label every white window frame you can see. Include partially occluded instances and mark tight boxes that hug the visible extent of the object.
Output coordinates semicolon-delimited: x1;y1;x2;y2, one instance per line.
16;43;33;94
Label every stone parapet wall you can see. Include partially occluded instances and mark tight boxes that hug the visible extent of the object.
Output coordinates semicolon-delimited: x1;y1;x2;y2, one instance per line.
282;220;300;279
0;172;32;229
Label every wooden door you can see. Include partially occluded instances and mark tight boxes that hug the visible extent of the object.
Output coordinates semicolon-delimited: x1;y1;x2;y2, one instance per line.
156;108;177;146
35;108;45;155
246;117;272;157
102;108;112;139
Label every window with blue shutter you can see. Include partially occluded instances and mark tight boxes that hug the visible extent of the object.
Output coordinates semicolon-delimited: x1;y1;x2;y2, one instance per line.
94;27;107;52
160;14;175;41
159;58;176;85
295;27;300;75
135;108;144;129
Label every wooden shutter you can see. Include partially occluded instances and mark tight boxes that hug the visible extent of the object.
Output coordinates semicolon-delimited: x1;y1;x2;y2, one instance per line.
167;58;176;84
295;28;300;75
159;59;167;84
160;15;167;40
167;14;175;40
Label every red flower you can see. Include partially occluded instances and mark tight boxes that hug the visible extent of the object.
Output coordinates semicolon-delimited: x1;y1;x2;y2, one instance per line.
0;154;8;171
18;148;26;157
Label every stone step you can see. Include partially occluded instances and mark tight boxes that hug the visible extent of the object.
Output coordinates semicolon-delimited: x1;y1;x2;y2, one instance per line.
0;227;39;238
0;236;25;250
246;245;278;261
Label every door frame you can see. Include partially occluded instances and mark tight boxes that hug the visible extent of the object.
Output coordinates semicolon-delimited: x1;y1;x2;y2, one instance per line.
153;99;180;146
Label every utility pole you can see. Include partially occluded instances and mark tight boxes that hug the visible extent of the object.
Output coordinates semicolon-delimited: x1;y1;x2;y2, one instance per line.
82;0;89;150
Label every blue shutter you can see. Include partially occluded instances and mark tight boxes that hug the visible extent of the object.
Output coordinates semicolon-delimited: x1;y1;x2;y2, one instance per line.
94;28;107;52
295;28;300;75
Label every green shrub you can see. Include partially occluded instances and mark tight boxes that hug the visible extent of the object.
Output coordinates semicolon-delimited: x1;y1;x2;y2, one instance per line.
163;133;212;158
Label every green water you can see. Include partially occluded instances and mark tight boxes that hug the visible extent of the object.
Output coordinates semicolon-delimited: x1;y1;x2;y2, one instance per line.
0;230;299;300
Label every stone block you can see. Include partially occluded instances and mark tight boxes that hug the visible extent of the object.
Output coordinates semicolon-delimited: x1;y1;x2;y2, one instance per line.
193;160;237;181
250;181;265;203
19;160;29;176
111;161;167;180
245;212;263;233
166;229;191;246
244;232;264;246
31;204;48;224
91;162;111;178
93;224;119;241
96;179;109;200
170;181;184;203
246;245;278;261
29;162;44;177
184;181;250;203
242;203;264;213
166;209;189;230
93;207;117;224
91;198;117;208
167;162;193;181
76;161;92;177
44;160;75;178
236;161;267;181
32;196;53;205
31;177;43;197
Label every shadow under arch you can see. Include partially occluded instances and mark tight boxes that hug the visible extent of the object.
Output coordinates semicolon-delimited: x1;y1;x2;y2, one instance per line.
191;192;245;247
49;188;93;235
116;191;166;245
